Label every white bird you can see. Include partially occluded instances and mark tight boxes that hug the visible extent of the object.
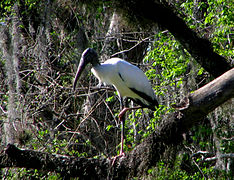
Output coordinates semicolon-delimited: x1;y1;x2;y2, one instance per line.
73;48;158;156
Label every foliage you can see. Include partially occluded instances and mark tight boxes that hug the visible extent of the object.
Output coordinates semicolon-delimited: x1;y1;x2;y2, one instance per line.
4;168;62;180
0;0;40;18
145;32;191;96
146;155;232;180
180;0;233;62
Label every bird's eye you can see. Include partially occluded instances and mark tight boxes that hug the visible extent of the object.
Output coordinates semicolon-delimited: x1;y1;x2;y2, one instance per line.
85;54;91;61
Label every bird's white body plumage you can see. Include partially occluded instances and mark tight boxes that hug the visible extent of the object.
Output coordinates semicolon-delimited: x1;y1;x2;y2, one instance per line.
91;58;157;107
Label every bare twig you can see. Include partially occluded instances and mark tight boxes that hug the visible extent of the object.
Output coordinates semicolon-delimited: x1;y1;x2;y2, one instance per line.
111;36;153;57
205;153;234;161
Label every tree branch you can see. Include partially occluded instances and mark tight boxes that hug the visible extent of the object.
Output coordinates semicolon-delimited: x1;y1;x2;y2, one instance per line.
0;144;109;179
205;153;234;161
113;0;232;77
1;68;233;179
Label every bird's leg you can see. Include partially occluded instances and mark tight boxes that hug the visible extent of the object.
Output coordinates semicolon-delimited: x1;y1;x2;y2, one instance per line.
119;110;125;156
118;97;126;156
110;98;125;166
111;109;126;166
118;106;142;155
111;105;143;166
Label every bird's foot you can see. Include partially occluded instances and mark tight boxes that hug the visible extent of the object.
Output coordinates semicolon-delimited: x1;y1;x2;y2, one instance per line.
118;106;142;121
111;152;125;166
118;107;130;120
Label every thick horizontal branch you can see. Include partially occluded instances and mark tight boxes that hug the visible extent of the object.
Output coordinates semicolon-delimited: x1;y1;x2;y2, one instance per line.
1;68;234;179
183;67;234;126
0;144;109;179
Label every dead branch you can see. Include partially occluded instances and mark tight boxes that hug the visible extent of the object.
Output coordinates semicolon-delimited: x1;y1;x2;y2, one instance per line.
204;153;234;161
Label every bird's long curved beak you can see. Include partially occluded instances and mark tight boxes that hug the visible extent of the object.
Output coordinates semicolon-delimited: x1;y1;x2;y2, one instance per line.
73;57;86;90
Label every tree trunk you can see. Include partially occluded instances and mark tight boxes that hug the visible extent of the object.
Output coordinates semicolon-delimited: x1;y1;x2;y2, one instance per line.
0;23;16;145
0;3;23;145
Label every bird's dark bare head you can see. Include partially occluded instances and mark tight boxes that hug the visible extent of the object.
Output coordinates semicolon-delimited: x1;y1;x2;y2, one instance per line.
73;48;99;90
82;48;99;66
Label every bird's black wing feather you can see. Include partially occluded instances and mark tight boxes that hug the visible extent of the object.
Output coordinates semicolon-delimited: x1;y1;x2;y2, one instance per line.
129;87;158;110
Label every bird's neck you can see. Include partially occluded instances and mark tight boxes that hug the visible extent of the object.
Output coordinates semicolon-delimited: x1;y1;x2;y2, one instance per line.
89;55;100;67
91;61;101;67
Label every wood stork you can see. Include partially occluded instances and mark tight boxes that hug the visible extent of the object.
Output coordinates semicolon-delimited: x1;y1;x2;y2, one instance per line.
73;48;159;156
